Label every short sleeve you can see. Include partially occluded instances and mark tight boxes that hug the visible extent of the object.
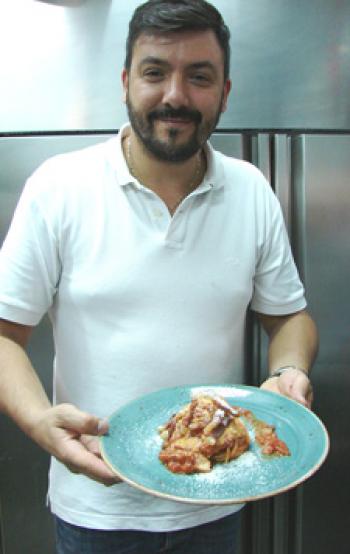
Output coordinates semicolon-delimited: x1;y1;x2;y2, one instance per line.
250;190;306;315
0;171;61;325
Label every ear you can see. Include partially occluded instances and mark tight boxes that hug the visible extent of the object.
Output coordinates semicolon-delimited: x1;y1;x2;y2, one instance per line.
221;79;232;113
122;69;129;103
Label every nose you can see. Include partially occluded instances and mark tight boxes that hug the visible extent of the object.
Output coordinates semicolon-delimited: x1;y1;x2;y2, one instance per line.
162;73;189;108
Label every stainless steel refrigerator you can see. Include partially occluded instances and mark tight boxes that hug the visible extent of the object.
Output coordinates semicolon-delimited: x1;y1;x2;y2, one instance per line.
0;1;349;553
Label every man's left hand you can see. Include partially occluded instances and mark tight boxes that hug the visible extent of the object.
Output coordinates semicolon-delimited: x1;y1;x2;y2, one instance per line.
260;368;313;409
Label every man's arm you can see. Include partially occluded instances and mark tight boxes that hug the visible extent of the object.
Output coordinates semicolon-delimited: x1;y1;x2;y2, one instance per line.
0;319;118;485
257;309;318;408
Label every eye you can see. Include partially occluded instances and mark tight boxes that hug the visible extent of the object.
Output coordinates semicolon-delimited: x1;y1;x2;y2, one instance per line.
143;68;164;81
190;73;212;86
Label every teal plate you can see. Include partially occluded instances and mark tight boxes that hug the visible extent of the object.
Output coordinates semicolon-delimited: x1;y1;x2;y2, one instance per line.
100;385;329;504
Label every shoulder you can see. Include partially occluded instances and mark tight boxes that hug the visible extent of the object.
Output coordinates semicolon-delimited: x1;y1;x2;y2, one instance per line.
208;145;274;201
221;153;267;185
34;138;115;181
23;137;118;201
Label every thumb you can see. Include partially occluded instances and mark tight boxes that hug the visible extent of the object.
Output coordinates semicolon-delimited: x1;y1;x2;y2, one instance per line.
279;376;312;408
292;389;309;407
55;404;109;436
296;382;313;409
292;375;313;408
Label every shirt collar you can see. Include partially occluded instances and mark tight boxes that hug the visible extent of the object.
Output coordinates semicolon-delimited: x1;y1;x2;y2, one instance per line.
106;123;134;187
202;140;224;191
107;122;224;191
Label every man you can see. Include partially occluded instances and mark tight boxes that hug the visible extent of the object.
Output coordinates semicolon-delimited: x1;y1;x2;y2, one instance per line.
0;0;317;553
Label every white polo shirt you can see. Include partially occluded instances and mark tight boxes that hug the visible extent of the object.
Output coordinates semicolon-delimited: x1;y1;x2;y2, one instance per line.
0;124;306;531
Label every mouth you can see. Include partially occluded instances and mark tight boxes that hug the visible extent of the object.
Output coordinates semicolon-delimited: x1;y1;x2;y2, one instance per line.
157;117;194;126
149;108;201;128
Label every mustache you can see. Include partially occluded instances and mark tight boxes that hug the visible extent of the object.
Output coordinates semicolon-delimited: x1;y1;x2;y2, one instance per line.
148;106;202;124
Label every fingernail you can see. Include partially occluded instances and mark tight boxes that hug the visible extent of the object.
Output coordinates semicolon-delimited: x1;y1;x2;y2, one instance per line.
97;418;109;435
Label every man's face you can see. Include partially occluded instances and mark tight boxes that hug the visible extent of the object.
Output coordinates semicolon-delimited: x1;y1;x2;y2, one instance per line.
122;30;231;163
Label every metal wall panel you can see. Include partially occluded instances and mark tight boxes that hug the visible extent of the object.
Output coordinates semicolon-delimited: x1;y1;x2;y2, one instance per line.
297;135;350;554
255;133;350;554
1;0;349;132
249;132;350;554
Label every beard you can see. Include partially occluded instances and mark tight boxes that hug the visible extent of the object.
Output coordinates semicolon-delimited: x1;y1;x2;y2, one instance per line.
126;94;223;163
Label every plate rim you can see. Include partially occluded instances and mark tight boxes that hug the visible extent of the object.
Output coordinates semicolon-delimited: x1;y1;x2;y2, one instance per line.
100;384;330;504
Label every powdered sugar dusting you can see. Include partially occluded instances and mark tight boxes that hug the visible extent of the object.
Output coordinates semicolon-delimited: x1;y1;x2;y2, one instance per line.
102;384;328;504
180;448;288;500
191;386;251;400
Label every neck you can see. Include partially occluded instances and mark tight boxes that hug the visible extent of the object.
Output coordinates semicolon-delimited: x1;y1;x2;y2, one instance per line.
124;130;206;213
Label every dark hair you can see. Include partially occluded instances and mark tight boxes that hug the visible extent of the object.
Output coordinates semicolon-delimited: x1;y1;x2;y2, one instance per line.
125;0;230;81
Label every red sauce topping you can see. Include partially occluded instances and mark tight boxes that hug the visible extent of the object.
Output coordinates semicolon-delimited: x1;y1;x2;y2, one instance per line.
158;396;290;474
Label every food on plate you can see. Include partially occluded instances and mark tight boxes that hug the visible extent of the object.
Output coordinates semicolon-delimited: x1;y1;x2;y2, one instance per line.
241;409;291;456
158;394;250;473
158;394;290;474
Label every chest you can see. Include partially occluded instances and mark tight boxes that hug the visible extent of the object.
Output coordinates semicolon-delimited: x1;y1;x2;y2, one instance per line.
56;184;259;318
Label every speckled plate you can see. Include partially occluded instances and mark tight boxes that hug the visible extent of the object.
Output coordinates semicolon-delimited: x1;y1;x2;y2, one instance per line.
100;385;329;504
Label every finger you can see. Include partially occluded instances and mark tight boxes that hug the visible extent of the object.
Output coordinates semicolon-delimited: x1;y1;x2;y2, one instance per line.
304;385;314;409
65;461;120;486
54;404;107;437
292;378;313;408
97;418;109;436
60;436;121;486
80;435;103;456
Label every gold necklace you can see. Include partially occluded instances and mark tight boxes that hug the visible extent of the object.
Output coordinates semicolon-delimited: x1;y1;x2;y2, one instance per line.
125;137;203;213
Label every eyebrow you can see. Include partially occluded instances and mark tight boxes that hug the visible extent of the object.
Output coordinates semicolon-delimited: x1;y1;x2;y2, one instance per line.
139;56;218;74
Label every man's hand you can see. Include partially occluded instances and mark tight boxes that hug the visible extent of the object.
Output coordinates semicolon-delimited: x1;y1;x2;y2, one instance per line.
256;310;317;410
30;403;121;486
0;329;121;485
261;368;313;409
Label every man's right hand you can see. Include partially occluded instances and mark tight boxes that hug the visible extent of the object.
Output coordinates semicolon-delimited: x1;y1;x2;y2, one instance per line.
0;325;120;486
31;403;121;486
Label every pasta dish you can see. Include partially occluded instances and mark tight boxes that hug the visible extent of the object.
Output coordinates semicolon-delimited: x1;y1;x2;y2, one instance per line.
158;394;290;474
